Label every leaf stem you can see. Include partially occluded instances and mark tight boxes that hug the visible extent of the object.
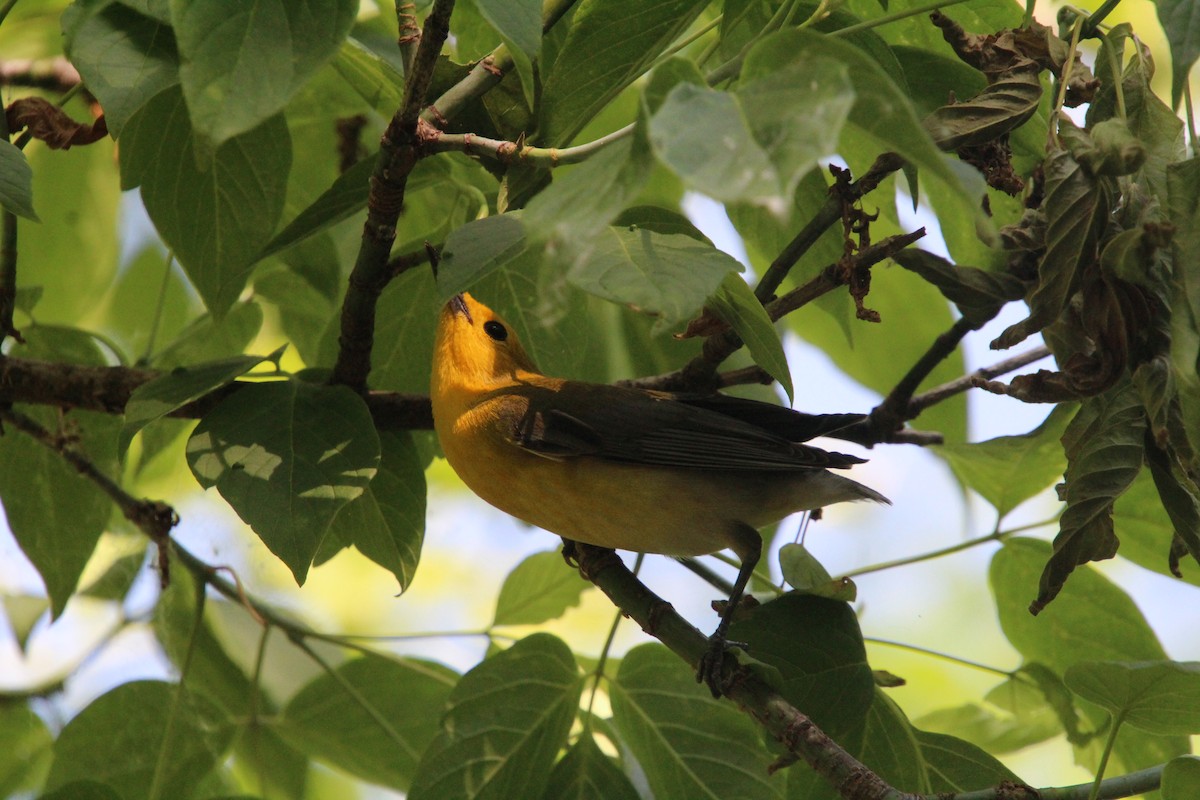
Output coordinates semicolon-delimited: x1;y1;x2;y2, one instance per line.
585;553;641;724
147;577;207;800
0;0;18;28
830;0;978;39
140;252;176;365
1184;79;1198;156
1087;714;1123;800
247;623;272;799
1049;14;1085;149
862;637;1014;677
426;122;634;167
1097;32;1127;121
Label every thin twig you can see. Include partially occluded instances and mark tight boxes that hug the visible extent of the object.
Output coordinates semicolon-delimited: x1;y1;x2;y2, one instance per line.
908;346;1052;414
0;405;178;583
868;316;975;439
424;123;634;167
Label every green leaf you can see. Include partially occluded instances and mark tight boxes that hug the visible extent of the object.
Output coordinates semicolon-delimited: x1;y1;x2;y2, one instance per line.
62;0;180;137
914;729;1023;792
44;681;234;799
362;267;445;393
914;699;1058;755
778;543;856;600
153;301;264;369
1145;438;1200;569
611;643;784;800
707;272;793;402
0;328;117;617
170;0;358;146
730;594;874;740
890;248;1025;328
1163;755;1200;800
539;734;641;800
1115;471;1200;587
474;0;541;62
437;214;530;300
120;87;290;317
38;781;123;800
2;595;47;651
648;83;781;207
256;153;374;262
81;549;148;601
1033;385;1145;613
523;131;655;245
0;703;52;798
1065;661;1200;735
568;227;743;331
331;35;405;116
493;550;590;626
120;350;278;456
185;380;381;583
993;145;1112;349
325;429;427;590
538;0;709;146
939;404;1074;519
0;140;38;220
1167;157;1200;327
737;48;856;204
409;633;583;800
1153;0;1200;108
281;653;458;791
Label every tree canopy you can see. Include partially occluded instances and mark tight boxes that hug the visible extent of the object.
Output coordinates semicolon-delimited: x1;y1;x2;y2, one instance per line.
1;0;1199;799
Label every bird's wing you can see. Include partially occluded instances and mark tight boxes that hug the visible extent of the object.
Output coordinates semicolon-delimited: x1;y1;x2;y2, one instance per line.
488;382;864;471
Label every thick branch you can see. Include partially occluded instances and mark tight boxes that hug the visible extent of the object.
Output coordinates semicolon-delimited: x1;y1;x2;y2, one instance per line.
0;356;433;429
329;0;456;392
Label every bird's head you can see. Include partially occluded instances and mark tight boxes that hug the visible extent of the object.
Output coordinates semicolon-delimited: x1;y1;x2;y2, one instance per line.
433;293;540;390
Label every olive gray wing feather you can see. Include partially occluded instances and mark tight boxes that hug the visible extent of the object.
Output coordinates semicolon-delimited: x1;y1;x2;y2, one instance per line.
492;383;865;471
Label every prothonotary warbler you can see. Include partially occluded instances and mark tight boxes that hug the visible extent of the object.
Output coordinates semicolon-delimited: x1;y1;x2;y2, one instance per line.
431;292;888;695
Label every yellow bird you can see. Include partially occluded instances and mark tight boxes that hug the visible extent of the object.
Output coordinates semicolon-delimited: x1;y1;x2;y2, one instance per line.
431;292;887;694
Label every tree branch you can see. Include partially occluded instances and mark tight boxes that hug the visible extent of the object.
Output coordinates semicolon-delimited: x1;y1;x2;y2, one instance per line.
423;123;634;167
0;356;433;429
908;346;1052;415
329;0;456;392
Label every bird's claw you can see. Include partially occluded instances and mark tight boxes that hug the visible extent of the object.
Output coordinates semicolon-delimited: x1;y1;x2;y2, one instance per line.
696;634;748;698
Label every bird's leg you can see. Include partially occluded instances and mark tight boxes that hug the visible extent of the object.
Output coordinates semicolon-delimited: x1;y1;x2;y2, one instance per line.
560;537;581;568
697;524;761;697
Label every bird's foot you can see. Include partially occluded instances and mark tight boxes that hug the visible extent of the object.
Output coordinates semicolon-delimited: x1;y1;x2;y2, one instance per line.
696;632;748;698
560;538;580;568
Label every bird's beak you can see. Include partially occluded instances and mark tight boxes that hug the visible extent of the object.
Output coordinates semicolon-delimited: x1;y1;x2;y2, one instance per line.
448;293;473;324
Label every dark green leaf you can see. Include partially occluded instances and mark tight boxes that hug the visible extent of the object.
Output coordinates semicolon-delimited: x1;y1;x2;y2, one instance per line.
538;0;708;146
409;633;583;800
1163;755;1200;800
1145;438;1200;569
257;154;374;261
120;351;277;455
325;429;427;590
363;268;444;393
939;404;1074;519
1153;0;1200;108
170;0;358;146
153;301;264;369
253;267;336;367
707;272;793;401
281;653;458;791
38;781;122;800
778;542;856;600
613;205;709;242
44;681;234;799
1065;660;1200;735
120;87;291;318
62;0;180;137
493;550;589;626
539;735;641;800
568;227;743;330
1033;385;1145;613
922;63;1042;151
1166;157;1200;327
0;140;38;220
730;594;874;740
1115;471;1200;587
611;643;784;800
993;145;1111;349
890;248;1025;328
186;380;380;583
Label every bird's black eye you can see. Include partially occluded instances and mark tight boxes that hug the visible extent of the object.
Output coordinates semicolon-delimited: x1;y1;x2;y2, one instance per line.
483;320;508;341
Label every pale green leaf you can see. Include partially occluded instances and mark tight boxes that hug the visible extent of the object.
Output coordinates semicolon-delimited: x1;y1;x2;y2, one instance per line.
1065;660;1200;735
0;703;52;797
539;734;641;800
493;550;589;626
331;35;405;116
778;543;856;601
915;729;1023;792
1163;755;1200;800
185;380;380;583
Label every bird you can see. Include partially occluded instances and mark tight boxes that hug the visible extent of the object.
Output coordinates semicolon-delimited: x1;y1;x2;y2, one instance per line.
430;292;888;695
